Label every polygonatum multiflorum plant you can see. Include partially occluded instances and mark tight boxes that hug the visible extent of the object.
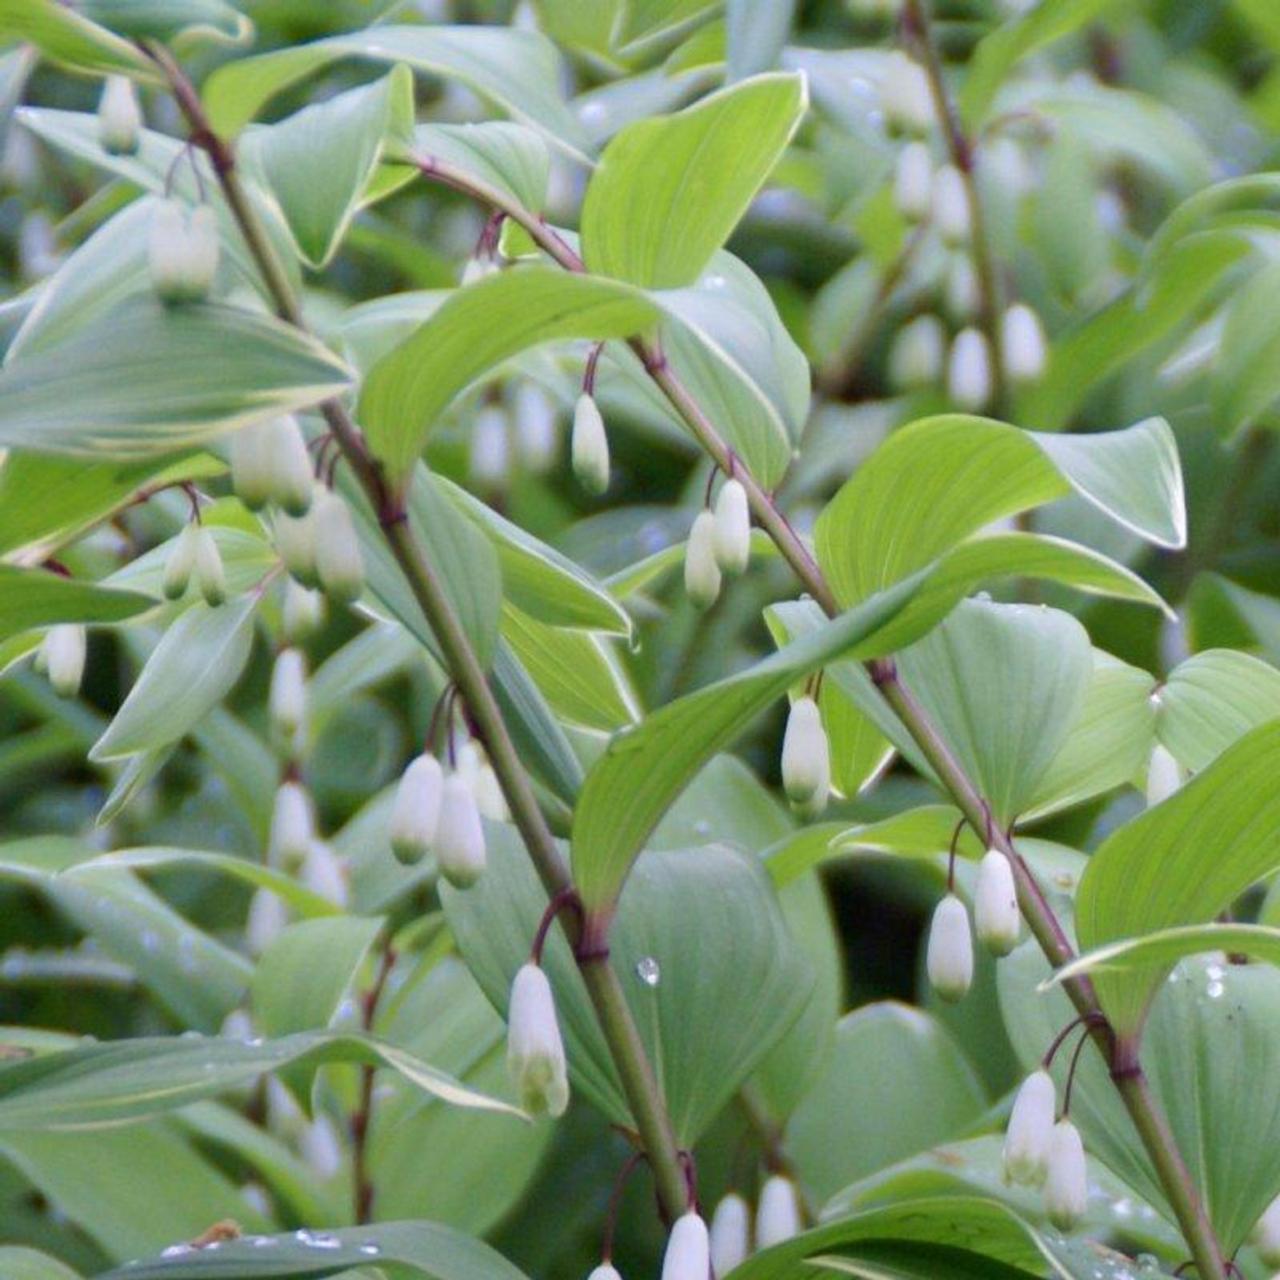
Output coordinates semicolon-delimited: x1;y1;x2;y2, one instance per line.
1;1;1280;1278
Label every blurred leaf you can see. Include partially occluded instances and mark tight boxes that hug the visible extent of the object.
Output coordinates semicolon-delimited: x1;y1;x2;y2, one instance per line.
0;297;351;458
1212;258;1280;433
412;121;551;212
0;567;152;642
79;0;251;44
581;73;807;288
726;0;795;79
0;0;155;79
0;1247;81;1280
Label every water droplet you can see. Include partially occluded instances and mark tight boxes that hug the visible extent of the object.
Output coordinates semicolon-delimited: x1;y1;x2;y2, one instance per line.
295;1229;342;1250
693;820;711;837
1207;980;1225;999
635;956;661;987
359;1243;381;1257
160;1244;194;1259
249;1235;277;1248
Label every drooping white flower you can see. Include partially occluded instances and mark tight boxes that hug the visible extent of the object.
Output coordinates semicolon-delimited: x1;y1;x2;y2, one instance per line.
587;1266;623;1280
435;774;486;888
269;647;307;743
880;51;934;134
149;201;219;304
684;510;722;610
269;780;314;868
1043;1119;1088;1230
313;491;364;605
506;962;569;1117
299;1114;343;1179
1252;1193;1280;1267
712;478;751;575
263;417;314;517
275;505;319;588
927;893;973;1002
44;624;87;699
470;404;511;489
756;1174;802;1249
192;526;226;606
661;1212;710;1280
162;523;199;600
246;888;289;956
184;206;220;301
709;1192;751;1275
389;754;444;865
230;424;273;511
932;165;971;245
974;849;1020;956
513;382;559;473
302;840;348;908
947;327;994;412
572;393;610;495
1145;744;1183;808
1003;1069;1056;1187
888;314;946;390
894;141;933;222
282;580;325;644
781;696;830;811
1001;303;1048;384
98;75;142;156
945;253;980;321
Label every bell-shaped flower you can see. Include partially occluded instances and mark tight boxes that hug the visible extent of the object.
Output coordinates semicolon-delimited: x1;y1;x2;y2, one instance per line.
927;893;973;1002
98;75;142;155
712;478;751;575
1003;1069;1056;1187
684;510;722;611
44;624;87;699
756;1174;802;1248
313;491;364;605
572;393;610;495
660;1212;710;1280
974;849;1020;956
389;754;444;865
507;962;569;1117
1043;1119;1088;1231
435;774;486;888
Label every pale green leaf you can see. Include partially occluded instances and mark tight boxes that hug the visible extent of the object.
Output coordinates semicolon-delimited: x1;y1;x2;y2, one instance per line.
0;566;152;642
0;0;154;79
412;121;551;212
78;0;251;45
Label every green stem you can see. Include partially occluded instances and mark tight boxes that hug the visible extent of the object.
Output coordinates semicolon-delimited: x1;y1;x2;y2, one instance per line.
150;45;689;1225
410;146;1229;1280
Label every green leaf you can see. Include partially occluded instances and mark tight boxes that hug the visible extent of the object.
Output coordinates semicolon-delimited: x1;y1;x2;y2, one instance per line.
0;1247;80;1280
412;121;551;212
360;268;658;482
251;916;384;1038
727;0;795;79
1212;258;1280;433
785;1004;987;1204
815;415;1184;615
959;0;1122;128
581;73;807;288
0;567;152;642
894;600;1093;826
1055;922;1280;988
243;68;411;269
203;24;592;162
615;0;719;50
570;574;921;909
1075;719;1280;1034
445;835;813;1145
99;1221;528;1280
0;0;155;79
0;1030;516;1130
0;297;351;458
1157;649;1280;772
79;0;251;44
90;597;258;762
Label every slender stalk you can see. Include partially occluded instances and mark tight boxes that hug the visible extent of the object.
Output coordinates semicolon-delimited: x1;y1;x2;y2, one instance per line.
352;942;396;1224
149;46;688;1224
410;143;1227;1280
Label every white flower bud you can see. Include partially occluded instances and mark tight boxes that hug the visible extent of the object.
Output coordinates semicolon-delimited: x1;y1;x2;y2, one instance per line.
45;624;86;699
684;510;722;610
572;393;610;495
263;417;314;517
507;962;569;1117
470;404;511;489
944;253;980;321
192;526;226;606
302;841;348;908
275;505;319;588
461;255;495;287
390;754;444;865
927;893;973;1002
313;491;364;605
282;581;325;644
150;201;219;305
298;1114;343;1179
270;647;307;742
932;165;971;245
183;206;220;302
1043;1119;1088;1231
98;75;141;156
269;780;313;868
947;328;993;412
661;1212;710;1280
587;1268;621;1280
1252;1194;1280;1267
894;141;933;222
756;1174;802;1249
974;849;1020;956
162;523;199;600
712;479;751;575
709;1192;751;1276
1004;1070;1056;1187
880;51;934;134
781;695;829;811
888;314;946;390
435;774;486;888
246;888;289;956
1001;304;1048;385
230;424;273;511
513;382;559;473
1145;744;1183;808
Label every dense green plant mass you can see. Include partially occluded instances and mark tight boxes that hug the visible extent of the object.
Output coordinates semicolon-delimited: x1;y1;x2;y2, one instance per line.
2;1;1280;1277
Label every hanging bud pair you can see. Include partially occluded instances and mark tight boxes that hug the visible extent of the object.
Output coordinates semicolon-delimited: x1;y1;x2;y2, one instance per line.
163;524;225;606
98;75;141;156
390;751;486;888
782;695;830;818
1003;1069;1088;1229
230;417;314;516
507;961;569;1116
149;200;219;305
